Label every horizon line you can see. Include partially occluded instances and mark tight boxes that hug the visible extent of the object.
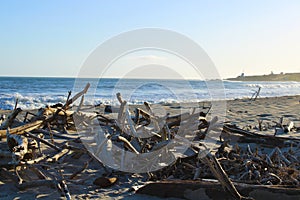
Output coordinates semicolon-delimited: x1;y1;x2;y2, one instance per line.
0;75;207;80
1;71;299;80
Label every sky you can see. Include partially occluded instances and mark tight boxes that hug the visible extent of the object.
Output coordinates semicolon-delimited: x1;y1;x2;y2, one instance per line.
1;0;300;79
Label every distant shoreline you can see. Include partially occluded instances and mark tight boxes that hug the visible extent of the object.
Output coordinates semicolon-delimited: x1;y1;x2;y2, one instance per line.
227;72;300;82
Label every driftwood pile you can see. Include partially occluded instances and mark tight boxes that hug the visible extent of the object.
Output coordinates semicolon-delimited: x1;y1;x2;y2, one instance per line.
136;122;300;199
0;83;92;199
79;91;300;199
0;83;300;200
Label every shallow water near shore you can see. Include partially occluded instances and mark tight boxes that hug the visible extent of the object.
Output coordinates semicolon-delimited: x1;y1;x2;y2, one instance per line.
1;77;300;110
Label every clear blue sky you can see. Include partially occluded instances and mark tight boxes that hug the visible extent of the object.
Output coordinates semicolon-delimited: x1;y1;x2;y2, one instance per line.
1;0;300;78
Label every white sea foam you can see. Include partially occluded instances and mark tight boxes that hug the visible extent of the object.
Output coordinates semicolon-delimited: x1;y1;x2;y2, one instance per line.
245;82;300;89
0;93;67;110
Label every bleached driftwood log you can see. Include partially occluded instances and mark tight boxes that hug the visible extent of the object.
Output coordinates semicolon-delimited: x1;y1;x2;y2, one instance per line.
0;108;22;130
25;131;62;151
6;129;29;162
117;136;140;154
63;83;90;109
200;152;252;200
46;149;69;163
0;119;44;138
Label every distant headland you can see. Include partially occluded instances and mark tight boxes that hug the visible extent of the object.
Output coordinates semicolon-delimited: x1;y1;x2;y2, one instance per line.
227;72;300;82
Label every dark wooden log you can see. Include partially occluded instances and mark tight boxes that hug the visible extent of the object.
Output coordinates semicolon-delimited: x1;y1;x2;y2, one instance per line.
167;112;203;128
223;125;300;142
104;105;112;113
134;108;140;124
32;129;74;140
17;179;57;190
137;179;300;200
250;87;261;101
144;101;155;116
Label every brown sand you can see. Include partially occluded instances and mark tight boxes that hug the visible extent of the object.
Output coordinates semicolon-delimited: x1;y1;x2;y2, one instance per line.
0;95;300;199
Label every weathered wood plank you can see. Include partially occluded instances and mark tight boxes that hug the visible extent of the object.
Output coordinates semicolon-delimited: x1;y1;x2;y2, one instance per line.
137;180;300;200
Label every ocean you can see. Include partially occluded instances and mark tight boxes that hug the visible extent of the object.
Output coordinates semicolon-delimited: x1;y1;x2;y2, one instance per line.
1;77;300;110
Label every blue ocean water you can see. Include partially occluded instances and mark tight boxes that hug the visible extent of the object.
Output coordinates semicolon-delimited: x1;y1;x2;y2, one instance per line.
0;77;300;110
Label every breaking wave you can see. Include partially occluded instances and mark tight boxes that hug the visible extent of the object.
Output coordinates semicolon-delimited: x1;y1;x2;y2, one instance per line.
0;77;300;110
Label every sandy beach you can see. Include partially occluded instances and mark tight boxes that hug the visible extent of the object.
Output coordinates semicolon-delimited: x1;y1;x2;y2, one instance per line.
226;95;300;129
1;95;300;200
